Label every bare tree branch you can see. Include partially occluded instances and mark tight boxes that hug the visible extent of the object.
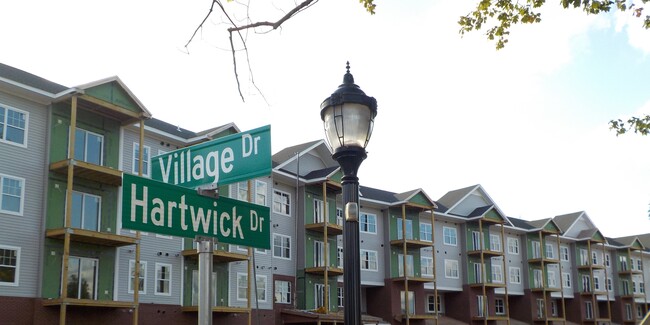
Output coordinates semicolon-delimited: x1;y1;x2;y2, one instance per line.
184;0;318;102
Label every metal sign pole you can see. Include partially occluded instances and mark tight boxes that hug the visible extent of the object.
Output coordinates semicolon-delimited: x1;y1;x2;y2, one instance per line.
197;236;214;325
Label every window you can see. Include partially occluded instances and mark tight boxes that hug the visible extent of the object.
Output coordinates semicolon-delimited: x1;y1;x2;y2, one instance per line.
548;270;557;288
626;303;633;321
474;263;483;283
0;245;20;285
68;256;98;299
545;243;554;259
421;256;434;277
585;301;593;320
337;246;343;268
237;181;249;201
507;237;519;255
273;234;291;260
155;263;171;295
477;295;485;317
638;259;643;271
445;259;459;279
274;280;291;304
531;241;541;259
633;280;639;293
560;246;569;261
0;105;27;146
533;269;543;288
492;264;503;283
255;181;267;206
641;282;645;293
443;227;457;246
495;298;505;315
314;283;328;308
0;174;24;215
594;277;601;291
273;190;291;215
337;287;344;307
314;241;325;267
471;231;482;250
638;305;644;318
563;272;571;288
129;260;147;294
420;223;432;242
621;256;628;271
580;249;588;265
607;277;613;291
509;267;521;284
237;273;266;302
396;218;413;240
427;294;438;313
605;254;611;267
336;208;343;226
623;280;630;295
70;191;101;231
490;234;501;252
360;250;378;271
592;251;598;265
73;128;103;165
191;270;216;306
398;254;414;277
132;143;150;176
401;291;415;315
582;275;591;293
237;273;248;300
536;299;545;319
313;199;324;223
360;213;377;233
551;300;558;316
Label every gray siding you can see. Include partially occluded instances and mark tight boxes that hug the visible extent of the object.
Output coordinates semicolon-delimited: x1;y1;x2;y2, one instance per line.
504;231;524;294
435;220;462;290
0;91;48;297
359;205;385;286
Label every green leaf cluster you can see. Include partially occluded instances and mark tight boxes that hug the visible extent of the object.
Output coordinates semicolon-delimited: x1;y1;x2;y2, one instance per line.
609;115;650;136
459;0;650;50
360;0;376;15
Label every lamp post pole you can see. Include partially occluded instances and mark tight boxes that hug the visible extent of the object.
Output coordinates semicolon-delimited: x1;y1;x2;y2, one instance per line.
320;62;377;325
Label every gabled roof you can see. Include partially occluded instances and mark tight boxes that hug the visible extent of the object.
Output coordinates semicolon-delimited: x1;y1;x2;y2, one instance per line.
437;184;476;212
272;140;322;166
507;216;535;230
393;188;437;209
609;235;646;250
0;62;68;94
553;211;584;233
75;75;152;119
436;184;512;226
144;118;239;142
575;228;607;243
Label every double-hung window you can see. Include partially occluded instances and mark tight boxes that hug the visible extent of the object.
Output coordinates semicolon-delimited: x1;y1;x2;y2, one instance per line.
420;222;432;242
397;254;414;277
273;234;291;259
509;267;521;284
396;218;413;240
492;264;503;283
129;260;147;294
0;105;28;146
0;174;24;215
360;213;377;233
0;245;20;285
272;190;291;216
443;227;457;246
445;259;459;279
360;250;378;271
490;234;501;252
155;263;172;295
560;246;569;261
274;280;291;304
132;143;150;177
507;237;519;255
421;256;434;277
545;243;554;259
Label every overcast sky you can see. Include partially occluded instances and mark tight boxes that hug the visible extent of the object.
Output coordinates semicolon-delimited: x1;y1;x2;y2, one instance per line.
2;0;650;237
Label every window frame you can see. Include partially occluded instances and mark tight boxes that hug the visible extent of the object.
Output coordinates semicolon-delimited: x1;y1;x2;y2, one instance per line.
560;246;569;261
272;189;291;216
132;143;151;177
397;253;414;277
72;127;104;165
563;272;572;288
509;266;521;284
495;298;505;315
0;104;28;147
360;249;378;271
490;234;501;252
274;280;291;304
507;237;519;255
360;213;377;234
492;264;503;283
421;256;434;277
444;259;459;279
396;218;413;240
442;227;457;246
128;260;147;294
154;262;172;296
272;233;292;260
69;190;101;231
0;245;20;286
0;173;25;216
420;222;433;242
255;180;267;206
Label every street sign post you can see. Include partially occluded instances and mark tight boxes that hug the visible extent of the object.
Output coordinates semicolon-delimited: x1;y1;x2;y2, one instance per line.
122;173;270;249
151;124;271;189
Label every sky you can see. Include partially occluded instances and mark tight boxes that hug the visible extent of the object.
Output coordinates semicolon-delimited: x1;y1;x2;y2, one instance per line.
1;0;650;238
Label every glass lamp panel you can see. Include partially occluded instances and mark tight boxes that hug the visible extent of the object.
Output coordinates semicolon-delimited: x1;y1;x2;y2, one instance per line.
323;103;373;151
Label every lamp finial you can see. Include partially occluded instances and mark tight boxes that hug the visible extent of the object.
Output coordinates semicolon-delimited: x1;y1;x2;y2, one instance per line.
343;61;354;84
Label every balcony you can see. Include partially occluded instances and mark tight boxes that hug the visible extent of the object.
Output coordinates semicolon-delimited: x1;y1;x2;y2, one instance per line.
181;306;250;314
181;249;248;263
528;256;560;264
42;298;136;309
389;238;433;249
304;266;344;277
469;281;506;288
46;228;137;247
392;276;435;283
466;248;503;257
50;159;122;186
304;222;343;236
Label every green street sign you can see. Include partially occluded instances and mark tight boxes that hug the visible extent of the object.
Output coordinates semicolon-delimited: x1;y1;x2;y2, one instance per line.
151;125;271;188
122;173;270;249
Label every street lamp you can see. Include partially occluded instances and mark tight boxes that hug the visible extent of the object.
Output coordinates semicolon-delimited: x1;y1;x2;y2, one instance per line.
320;62;377;325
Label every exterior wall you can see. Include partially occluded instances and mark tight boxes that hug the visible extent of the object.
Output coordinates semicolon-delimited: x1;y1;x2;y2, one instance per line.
359;204;385;285
504;231;525;295
435;219;462;291
0;91;48;298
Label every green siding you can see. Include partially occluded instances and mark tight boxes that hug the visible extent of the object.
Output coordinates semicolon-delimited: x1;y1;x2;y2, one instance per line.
299;274;339;311
304;188;337;225
483;208;504;223
182;259;230;306
389;247;422;278
408;192;434;207
543;221;560;233
304;231;337;268
84;82;141;114
42;239;116;300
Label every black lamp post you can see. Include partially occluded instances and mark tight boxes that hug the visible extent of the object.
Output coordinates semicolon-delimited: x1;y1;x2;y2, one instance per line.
320;62;377;325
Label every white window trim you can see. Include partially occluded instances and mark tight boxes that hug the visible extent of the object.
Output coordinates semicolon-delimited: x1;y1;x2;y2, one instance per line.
0;173;25;216
442;226;458;246
72;127;104;165
509;266;521;284
274;280;292;304
272;189;291;216
507;237;520;255
420;222;433;242
255;180;267;206
563;272;572;288
0;244;20;286
492;264;503;283
421;256;434;277
0;104;29;148
444;259;459;279
154;262;172;296
256;274;268;303
128;260;147;294
560;246;569;261
490;234;501;252
237;273;248;301
272;233;292;260
360;213;377;234
360;249;378;271
132;143;151;177
69;190;102;231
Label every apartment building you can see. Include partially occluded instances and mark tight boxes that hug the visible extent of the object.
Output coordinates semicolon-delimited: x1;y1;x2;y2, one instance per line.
3;62;650;325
